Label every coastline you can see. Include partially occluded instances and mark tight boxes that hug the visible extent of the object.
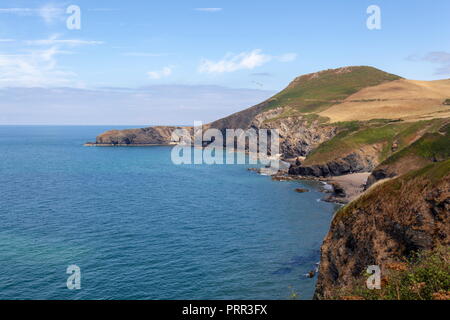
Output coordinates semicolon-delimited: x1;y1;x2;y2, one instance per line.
84;142;176;147
271;171;370;205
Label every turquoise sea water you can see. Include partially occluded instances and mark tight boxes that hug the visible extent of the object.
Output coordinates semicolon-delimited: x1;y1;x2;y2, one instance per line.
0;126;338;300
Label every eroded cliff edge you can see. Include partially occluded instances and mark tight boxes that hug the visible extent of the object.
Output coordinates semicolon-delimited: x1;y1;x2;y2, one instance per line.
315;160;450;299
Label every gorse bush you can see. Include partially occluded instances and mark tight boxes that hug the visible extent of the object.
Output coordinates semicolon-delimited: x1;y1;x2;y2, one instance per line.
339;247;450;300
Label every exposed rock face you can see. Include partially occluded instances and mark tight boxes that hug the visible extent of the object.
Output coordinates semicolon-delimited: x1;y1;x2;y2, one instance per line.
365;167;396;188
95;126;189;145
289;144;383;177
252;109;337;158
314;161;450;299
91;105;337;161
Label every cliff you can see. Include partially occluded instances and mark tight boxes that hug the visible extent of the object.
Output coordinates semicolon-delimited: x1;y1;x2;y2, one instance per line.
315;160;450;299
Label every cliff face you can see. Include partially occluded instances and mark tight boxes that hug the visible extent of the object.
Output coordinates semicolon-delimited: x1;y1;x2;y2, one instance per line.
251;108;338;158
315;160;450;299
94;126;188;145
289;143;383;177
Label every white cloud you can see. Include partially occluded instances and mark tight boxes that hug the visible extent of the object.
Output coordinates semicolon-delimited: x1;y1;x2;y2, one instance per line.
195;8;223;12
0;5;65;24
0;33;101;88
26;34;104;47
147;66;174;79
277;53;297;62
122;52;167;57
38;4;64;24
198;49;296;74
0;8;35;14
0;47;78;87
27;39;103;46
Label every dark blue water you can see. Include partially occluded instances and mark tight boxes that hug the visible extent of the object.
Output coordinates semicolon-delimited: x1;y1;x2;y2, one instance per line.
0;126;338;300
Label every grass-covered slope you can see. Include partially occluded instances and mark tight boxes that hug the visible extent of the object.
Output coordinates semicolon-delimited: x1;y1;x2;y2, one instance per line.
366;120;450;185
263;66;401;114
303;119;447;166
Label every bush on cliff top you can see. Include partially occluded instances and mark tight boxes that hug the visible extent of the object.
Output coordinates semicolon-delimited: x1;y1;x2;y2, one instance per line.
338;247;450;300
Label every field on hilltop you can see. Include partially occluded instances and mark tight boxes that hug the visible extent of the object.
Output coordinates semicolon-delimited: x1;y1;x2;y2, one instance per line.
319;79;450;122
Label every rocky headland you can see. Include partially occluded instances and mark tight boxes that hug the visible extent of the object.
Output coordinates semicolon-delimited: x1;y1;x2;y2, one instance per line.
89;66;450;299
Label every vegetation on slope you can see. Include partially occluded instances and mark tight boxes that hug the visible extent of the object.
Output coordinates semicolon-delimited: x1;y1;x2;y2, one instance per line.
383;122;450;164
363;120;450;185
302;119;441;166
336;247;450;300
264;66;401;114
336;158;450;221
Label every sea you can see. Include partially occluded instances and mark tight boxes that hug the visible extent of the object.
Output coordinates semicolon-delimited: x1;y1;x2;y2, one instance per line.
0;125;339;300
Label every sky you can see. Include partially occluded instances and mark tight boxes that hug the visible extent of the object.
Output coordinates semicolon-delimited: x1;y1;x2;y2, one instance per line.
0;0;450;125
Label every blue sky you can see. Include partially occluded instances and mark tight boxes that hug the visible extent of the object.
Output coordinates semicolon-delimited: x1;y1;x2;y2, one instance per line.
1;0;449;124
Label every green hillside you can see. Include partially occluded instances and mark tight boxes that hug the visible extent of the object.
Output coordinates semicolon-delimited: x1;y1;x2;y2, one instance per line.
264;66;401;114
302;119;441;166
381;122;450;166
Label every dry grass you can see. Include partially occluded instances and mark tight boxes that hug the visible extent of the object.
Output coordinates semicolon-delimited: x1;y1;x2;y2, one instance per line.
318;79;450;122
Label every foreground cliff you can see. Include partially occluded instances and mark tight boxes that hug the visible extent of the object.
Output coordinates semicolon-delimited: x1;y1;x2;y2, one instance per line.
315;160;450;299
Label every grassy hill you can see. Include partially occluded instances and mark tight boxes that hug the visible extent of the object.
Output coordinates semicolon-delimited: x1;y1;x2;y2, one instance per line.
302;119;446;166
263;66;401;114
365;120;450;185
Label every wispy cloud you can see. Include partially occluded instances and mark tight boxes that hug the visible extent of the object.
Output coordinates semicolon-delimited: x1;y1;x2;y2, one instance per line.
250;72;273;77
0;32;102;87
0;86;275;125
0;47;78;87
277;53;297;62
27;39;103;47
195;8;223;12
199;50;271;73
122;52;167;57
147;66;174;79
198;49;297;74
411;51;450;75
0;5;65;24
423;52;450;64
0;39;15;42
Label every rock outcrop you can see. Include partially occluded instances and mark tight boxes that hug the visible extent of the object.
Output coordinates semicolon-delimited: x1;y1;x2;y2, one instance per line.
289;144;383;177
252;108;337;158
94;126;189;146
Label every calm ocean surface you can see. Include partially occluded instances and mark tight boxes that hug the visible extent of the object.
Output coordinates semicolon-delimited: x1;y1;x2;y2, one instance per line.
0;126;338;300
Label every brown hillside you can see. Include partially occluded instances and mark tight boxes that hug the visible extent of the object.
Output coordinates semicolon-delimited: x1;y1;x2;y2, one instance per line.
319;79;450;122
